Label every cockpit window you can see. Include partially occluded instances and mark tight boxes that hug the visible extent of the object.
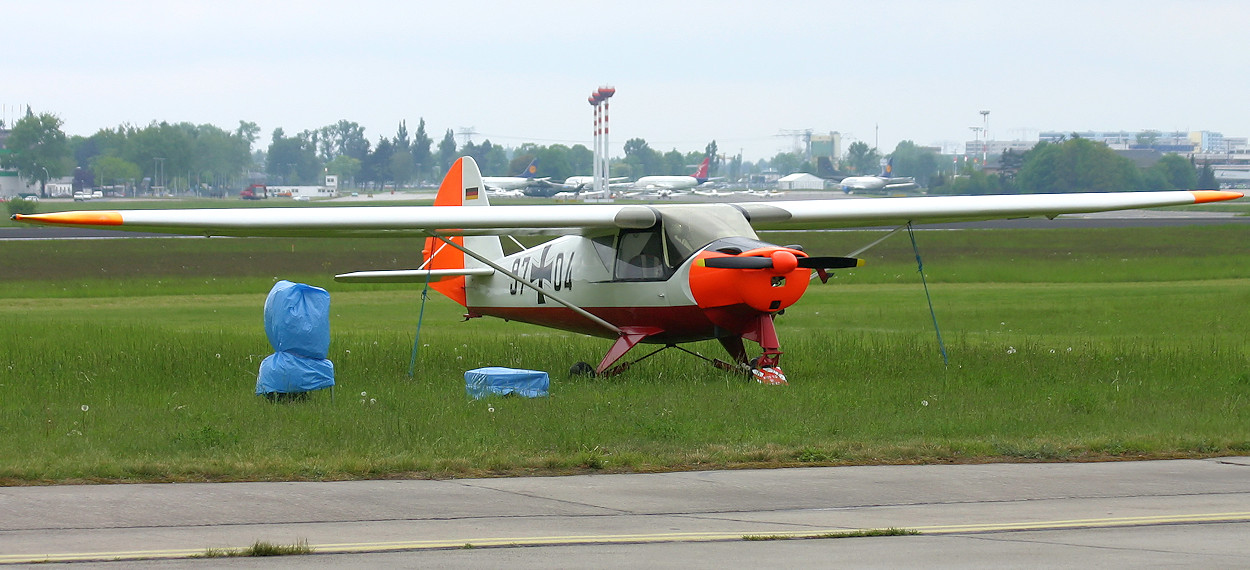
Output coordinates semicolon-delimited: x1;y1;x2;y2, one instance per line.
614;229;670;280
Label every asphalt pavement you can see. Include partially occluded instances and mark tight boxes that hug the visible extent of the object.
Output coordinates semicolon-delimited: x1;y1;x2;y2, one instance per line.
2;458;1249;567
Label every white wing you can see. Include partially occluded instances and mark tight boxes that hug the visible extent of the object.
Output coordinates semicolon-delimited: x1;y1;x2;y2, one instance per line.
732;191;1240;229
12;155;1242;237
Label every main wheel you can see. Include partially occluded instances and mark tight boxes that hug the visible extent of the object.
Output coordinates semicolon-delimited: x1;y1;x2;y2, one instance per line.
569;361;596;376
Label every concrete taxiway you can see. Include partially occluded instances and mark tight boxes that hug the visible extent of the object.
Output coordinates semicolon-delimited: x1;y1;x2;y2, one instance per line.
2;458;1249;567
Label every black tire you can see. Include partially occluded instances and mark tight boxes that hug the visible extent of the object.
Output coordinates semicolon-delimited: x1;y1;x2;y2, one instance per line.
569;361;596;376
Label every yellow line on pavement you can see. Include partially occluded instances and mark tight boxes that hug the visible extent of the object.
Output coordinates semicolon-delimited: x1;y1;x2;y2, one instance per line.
4;512;1249;564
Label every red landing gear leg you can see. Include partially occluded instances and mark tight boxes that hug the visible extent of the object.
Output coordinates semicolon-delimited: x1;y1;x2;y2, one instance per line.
745;314;788;385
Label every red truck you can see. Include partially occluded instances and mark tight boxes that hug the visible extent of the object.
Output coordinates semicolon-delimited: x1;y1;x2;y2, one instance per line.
240;184;268;200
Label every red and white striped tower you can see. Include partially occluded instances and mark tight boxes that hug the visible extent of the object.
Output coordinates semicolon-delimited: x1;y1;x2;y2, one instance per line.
596;86;616;196
588;92;603;195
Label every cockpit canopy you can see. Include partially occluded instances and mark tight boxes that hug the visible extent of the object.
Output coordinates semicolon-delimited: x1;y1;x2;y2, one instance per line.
592;204;760;281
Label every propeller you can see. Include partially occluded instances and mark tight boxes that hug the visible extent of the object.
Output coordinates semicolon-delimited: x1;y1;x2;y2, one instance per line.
699;254;862;270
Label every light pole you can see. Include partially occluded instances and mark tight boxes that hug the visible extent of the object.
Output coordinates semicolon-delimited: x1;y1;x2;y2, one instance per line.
968;127;983;167
979;110;990;164
40;166;49;197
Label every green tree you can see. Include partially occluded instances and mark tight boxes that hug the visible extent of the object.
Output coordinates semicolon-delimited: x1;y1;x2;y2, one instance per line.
412;118;433;182
1016;138;1140;194
1196;162;1219;190
705;140;720;175
389;150;414;187
266;128;320;184
769;152;802;175
326;155;362;185
316;120;370;163
888;140;939;187
930;171;1010;195
843;141;880;175
662;149;685;175
535;145;574;182
235;121;260;150
1135;130;1161;148
567;144;593;175
3;110;71;196
622;138;660;177
1144;154;1197;190
90;155;142;193
436;129;457;177
367;137;394;185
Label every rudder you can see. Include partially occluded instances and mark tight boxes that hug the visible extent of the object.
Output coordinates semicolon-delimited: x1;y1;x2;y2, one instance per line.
422;157;504;306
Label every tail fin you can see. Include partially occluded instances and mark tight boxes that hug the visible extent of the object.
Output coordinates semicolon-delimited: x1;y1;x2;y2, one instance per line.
520;157;539;179
879;157;894;178
692;156;711;182
422;157;504;306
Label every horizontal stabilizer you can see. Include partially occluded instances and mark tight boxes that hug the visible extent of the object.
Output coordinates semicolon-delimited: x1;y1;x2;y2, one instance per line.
334;267;494;283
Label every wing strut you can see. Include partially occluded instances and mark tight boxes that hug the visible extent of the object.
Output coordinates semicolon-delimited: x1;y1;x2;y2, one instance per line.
907;222;949;366
426;232;622;336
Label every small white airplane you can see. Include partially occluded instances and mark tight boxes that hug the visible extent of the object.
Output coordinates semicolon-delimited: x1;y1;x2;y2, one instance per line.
840;157;918;194
554;175;629;192
622;156;715;191
551;187;607;200
743;189;786;199
692;188;737;198
481;158;550;193
13;157;1242;384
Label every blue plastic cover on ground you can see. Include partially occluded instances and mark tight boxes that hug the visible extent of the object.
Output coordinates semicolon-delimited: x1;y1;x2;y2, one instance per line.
257;351;335;394
465;367;549;399
257;280;334;395
263;280;330;359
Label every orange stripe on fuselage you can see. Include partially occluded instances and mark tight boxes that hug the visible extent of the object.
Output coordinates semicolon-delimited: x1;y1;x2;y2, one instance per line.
13;211;124;226
1191;190;1244;204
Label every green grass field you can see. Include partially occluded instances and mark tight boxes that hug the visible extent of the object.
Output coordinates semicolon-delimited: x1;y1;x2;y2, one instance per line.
0;225;1247;484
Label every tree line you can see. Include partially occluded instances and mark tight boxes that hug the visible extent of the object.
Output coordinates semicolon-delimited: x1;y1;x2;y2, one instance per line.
0;107;1221;196
1;109;736;195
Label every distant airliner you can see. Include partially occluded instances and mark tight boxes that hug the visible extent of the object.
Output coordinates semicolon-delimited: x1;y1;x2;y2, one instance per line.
839;158;918;194
622;156;714;191
482;158;550;192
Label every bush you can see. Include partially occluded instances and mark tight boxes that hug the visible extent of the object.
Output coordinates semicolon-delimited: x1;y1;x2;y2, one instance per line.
6;198;38;216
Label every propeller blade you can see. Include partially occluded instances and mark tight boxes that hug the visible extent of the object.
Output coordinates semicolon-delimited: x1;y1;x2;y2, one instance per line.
699;256;774;269
797;256;863;269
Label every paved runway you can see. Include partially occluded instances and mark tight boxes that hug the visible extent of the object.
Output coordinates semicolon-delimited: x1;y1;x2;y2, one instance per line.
3;458;1249;567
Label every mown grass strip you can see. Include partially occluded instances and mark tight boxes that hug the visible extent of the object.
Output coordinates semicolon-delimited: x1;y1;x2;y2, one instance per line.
0;226;1246;483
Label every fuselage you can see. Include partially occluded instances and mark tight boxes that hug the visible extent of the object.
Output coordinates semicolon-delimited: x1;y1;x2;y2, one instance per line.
481;176;534;191
840;176;917;193
460;204;811;344
631;175;701;190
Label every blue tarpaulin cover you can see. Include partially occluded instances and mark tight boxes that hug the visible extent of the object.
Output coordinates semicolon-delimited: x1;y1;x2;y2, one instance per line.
465;367;549;399
256;281;335;395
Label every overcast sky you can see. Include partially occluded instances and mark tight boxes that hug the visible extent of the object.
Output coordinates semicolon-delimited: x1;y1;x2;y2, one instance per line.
5;0;1245;162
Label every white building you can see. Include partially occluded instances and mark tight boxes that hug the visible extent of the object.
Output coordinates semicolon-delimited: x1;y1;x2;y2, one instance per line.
776;173;827;190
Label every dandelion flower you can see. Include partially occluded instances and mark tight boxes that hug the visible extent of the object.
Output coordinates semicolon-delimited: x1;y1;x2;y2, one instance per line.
81;405;89;412
921;400;929;407
360;391;367;397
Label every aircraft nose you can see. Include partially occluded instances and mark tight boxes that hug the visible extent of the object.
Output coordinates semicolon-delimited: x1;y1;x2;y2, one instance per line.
689;246;811;313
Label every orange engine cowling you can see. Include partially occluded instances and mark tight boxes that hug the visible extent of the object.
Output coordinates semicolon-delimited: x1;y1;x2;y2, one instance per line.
688;246;811;313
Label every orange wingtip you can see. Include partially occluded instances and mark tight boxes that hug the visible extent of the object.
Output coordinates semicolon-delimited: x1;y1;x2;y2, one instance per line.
13;211;124;226
1190;190;1243;204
